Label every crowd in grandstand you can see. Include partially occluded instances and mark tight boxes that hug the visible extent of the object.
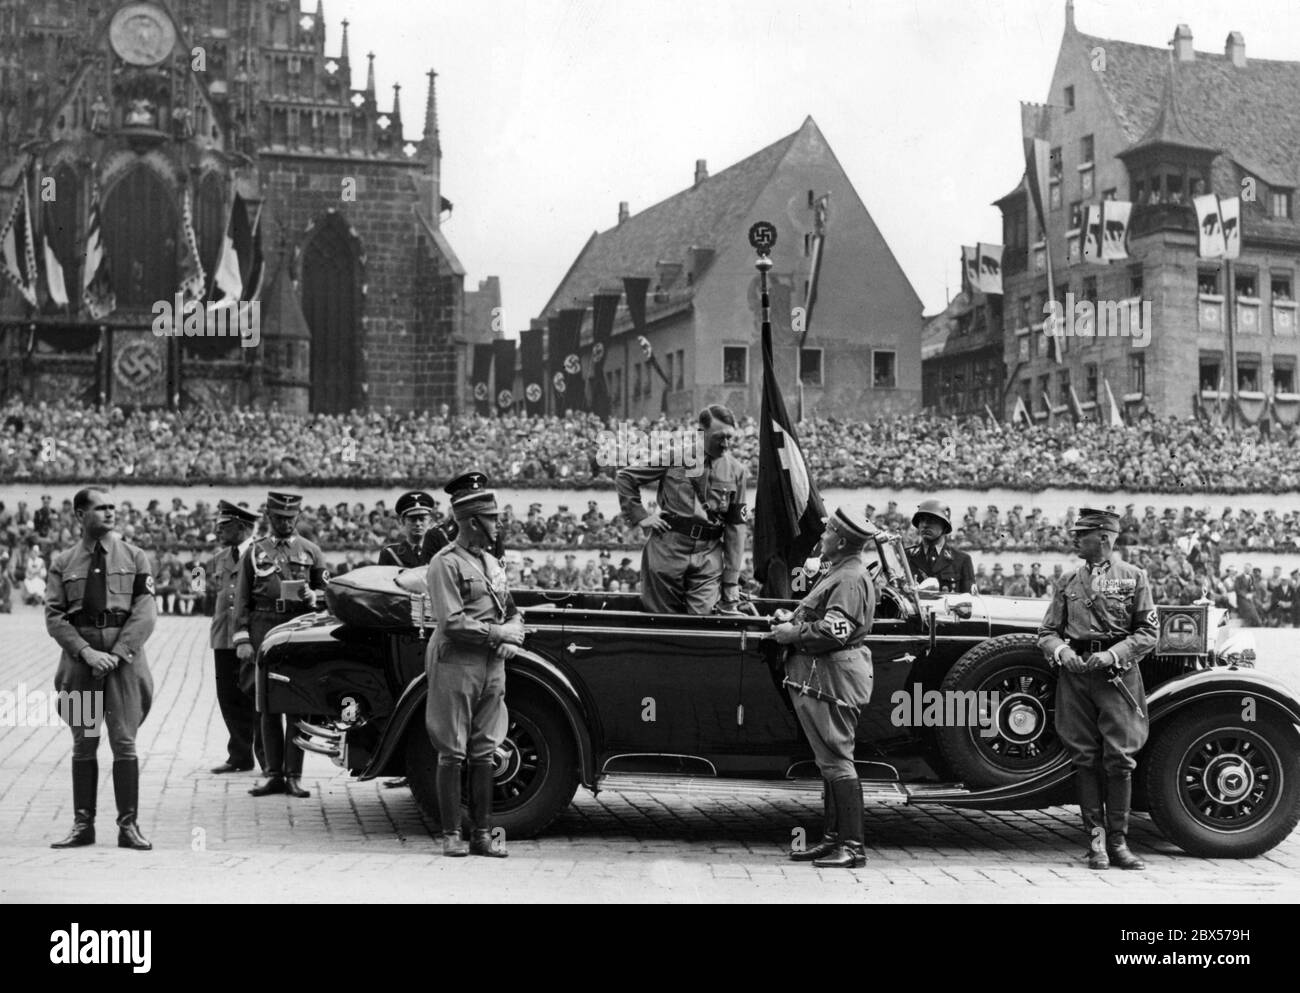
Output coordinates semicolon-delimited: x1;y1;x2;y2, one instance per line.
5;401;1300;492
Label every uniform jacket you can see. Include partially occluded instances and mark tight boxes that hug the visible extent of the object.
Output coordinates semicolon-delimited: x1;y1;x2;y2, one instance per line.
788;554;876;654
423;520;504;560
209;537;251;650
45;533;157;675
232;533;327;647
1037;558;1158;667
378;540;429;569
615;450;749;585
426;544;521;664
905;539;975;594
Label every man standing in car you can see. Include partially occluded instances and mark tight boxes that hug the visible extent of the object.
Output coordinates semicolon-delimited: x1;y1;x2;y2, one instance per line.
1039;508;1157;871
771;507;878;869
616;404;748;615
379;491;437;568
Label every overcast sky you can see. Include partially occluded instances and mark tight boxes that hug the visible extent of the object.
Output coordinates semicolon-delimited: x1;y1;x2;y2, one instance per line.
324;0;1300;330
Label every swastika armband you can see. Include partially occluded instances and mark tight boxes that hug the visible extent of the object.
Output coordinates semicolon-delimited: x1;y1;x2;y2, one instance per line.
725;502;748;526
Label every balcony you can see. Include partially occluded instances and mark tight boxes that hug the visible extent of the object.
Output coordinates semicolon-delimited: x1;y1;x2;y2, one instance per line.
1129;201;1198;239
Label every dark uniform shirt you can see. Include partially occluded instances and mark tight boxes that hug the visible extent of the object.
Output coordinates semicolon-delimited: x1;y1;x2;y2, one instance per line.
904;539;975;594
209;537;251;650
378;540;429;569
1038;558;1158;667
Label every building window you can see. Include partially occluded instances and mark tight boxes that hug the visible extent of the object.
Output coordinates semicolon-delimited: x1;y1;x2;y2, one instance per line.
1130;353;1146;395
1237;359;1261;393
1068;200;1082;231
1271;190;1292;220
1165;172;1185;204
799;348;823;386
873;351;896;389
665;352;674;391
1272;273;1293;301
675;349;685;389
1199;356;1222;392
1085;363;1098;402
633;362;643;399
1130;266;1144;298
1079;134;1094;165
722;346;748;384
1236;272;1258;298
1198;269;1222;296
1274;361;1296;394
1064;85;1075;110
1037;374;1052;410
1057;369;1071;405
1103;187;1118;201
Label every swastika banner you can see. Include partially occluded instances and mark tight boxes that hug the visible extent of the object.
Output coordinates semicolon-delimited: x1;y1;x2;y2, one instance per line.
111;332;168;407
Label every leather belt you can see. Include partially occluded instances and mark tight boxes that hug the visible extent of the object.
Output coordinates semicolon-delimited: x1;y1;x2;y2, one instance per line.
789;647;867;664
663;515;725;541
1068;635;1125;656
70;609;131;628
253;601;308;615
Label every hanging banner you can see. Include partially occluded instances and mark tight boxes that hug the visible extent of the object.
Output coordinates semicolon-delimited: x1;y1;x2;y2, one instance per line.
622;276;650;336
975;242;1003;295
492;338;516;413
519;328;545;417
111;331;168;407
961;246;978;295
1100;200;1132;261
470;343;493;416
589;292;619;419
549;310;584;413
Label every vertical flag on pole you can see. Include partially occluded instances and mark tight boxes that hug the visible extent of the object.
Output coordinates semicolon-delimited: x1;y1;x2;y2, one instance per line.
589;292;619;420
82;181;116;320
1021;102;1061;363
0;170;38;308
519;328;545;417
492;338;516;414
470;344;493;416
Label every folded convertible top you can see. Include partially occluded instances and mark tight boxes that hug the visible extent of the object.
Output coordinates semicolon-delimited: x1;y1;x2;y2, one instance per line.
326;565;432;630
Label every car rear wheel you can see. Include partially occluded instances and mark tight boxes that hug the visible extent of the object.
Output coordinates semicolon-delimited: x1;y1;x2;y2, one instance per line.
405;689;580;840
1144;708;1300;858
934;634;1066;789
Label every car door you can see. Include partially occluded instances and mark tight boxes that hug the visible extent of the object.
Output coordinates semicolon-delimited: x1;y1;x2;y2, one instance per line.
559;609;748;766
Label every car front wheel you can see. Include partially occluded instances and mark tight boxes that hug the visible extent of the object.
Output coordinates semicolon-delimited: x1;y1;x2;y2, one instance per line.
405;688;580;840
1144;707;1300;858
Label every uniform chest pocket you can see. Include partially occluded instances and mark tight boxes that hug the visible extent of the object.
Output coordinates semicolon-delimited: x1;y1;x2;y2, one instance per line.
107;569;136;596
458;576;487;601
61;570;87;603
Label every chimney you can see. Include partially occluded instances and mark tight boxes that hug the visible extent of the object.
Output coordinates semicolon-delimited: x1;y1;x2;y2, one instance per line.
618;201;629;224
1226;31;1246;68
693;158;708;186
1173;23;1194;62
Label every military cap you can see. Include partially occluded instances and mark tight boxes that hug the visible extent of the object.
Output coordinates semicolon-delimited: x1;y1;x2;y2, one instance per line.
266;491;304;516
395;490;437;518
215;499;259;526
444;471;490;499
451;488;499;521
825;506;877;546
993;563;1004;571
1069;507;1121;534
912;499;953;534
588;500;598;507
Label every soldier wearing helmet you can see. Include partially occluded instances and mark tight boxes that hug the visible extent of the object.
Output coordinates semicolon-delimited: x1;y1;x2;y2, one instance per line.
905;500;975;594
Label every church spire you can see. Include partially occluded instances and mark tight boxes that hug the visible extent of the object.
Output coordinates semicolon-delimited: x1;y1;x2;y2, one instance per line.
424;69;440;153
392;82;402;121
340;17;349;60
366;51;375;94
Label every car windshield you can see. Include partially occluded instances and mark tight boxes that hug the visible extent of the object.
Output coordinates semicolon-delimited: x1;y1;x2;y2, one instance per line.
874;534;920;610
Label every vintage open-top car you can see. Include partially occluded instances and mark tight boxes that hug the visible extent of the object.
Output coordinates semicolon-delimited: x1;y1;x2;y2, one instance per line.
258;533;1300;858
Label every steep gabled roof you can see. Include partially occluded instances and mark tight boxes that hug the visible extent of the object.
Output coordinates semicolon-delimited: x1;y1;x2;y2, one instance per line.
1121;60;1219;157
539;124;803;317
1078;29;1300;187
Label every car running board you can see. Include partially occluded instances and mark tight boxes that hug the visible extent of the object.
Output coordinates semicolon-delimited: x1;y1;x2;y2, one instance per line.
597;773;972;806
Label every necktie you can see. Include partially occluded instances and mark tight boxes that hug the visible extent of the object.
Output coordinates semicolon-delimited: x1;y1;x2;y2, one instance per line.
82;541;108;616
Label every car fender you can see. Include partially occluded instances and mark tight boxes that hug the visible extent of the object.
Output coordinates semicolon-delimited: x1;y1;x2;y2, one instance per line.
1145;667;1300;727
359;648;597;786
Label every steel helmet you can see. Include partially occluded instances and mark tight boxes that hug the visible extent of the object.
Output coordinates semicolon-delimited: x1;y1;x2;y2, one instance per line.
911;499;952;534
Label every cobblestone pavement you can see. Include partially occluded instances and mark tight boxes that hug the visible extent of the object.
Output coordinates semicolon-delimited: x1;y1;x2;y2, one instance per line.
2;614;1298;903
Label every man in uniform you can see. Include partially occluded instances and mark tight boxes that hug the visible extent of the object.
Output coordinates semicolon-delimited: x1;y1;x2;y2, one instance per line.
771;507;877;869
424;473;506;559
379;491;437;568
1028;562;1049;598
1039;508;1157;871
234;492;328;799
208;500;264;775
616;404;748;614
905;500;975;594
46;487;157;850
425;479;521;858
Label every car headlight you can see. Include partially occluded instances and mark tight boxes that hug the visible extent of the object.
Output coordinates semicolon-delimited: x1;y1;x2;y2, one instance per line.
1216;630;1257;668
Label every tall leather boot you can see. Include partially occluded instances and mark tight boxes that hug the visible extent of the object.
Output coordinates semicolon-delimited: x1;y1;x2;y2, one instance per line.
469;761;507;858
113;758;152;851
51;758;97;848
1105;775;1145;870
284;723;310;798
1077;766;1109;870
790;779;838;861
813;778;867;868
437;762;468;857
